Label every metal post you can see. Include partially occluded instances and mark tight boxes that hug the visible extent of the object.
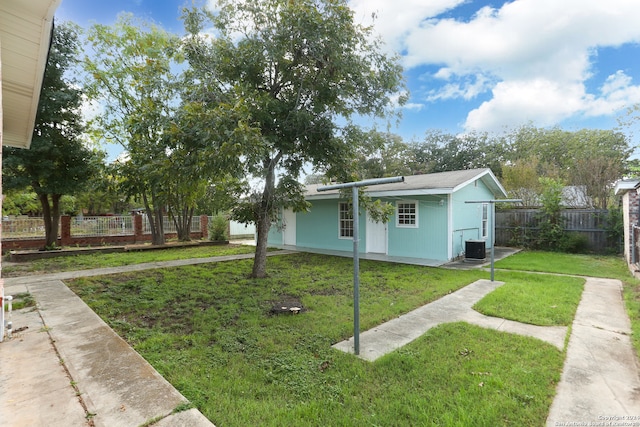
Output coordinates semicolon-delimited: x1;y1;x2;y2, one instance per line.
352;186;360;354
490;202;495;282
465;199;521;282
317;176;404;356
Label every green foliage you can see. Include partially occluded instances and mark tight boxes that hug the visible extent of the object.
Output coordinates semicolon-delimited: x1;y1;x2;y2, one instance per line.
534;178;567;251
505;126;631;209
346;129;412;179
604;207;624;254
559;232;591;254
2;244;256;278
494;250;631;279
209;215;229;241
501;157;543;207
3;22;104;248
6;293;35;311
85;15;184;245
409;130;508;177
182;0;406;277
2;192;42;216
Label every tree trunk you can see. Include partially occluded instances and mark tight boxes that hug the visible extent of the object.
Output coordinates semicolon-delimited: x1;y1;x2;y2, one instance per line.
172;205;193;241
38;193;61;249
152;206;166;245
252;209;271;278
142;192;166;245
251;156;279;278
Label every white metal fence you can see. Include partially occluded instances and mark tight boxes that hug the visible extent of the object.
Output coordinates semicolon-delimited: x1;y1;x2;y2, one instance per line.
71;216;133;237
3;217;55;239
2;215;202;239
142;215;201;234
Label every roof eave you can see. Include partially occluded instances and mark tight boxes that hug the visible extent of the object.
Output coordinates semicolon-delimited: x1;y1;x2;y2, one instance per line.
1;0;60;149
451;168;508;199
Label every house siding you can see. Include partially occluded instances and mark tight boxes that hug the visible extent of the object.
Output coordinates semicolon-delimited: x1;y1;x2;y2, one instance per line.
267;219;283;246
387;196;448;260
450;180;496;258
296;199;365;252
267;170;505;263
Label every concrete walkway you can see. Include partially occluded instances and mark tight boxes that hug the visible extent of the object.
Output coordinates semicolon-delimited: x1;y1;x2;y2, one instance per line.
0;251;291;427
332;279;568;361
2;250;640;425
546;277;640;426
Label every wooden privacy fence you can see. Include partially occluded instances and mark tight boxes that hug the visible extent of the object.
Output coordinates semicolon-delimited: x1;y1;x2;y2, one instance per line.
495;208;610;251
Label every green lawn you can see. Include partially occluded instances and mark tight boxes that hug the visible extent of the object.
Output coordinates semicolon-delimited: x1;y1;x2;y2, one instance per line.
67;252;580;426
494;250;630;279
2;243;256;277
495;250;640;355
474;271;584;326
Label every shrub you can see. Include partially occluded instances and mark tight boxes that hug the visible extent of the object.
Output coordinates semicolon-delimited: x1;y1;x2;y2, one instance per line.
560;232;590;254
605;207;624;254
209;215;228;241
534;178;567;251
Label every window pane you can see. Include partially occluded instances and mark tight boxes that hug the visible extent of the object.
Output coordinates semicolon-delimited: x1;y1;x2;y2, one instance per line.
339;202;353;238
397;202;417;226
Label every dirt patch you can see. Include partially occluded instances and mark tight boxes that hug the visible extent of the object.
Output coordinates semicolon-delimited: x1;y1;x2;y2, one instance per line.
269;296;305;315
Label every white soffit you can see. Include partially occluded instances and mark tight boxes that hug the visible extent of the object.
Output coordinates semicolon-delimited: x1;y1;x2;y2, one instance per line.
0;0;61;149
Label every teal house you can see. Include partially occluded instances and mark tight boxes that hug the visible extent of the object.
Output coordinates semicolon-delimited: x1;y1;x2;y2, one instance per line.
268;168;508;265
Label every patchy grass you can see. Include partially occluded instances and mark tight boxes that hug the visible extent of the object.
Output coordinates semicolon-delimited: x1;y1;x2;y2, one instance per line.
68;253;565;426
2;244;256;277
3;292;35;311
474;272;584;326
494;250;630;279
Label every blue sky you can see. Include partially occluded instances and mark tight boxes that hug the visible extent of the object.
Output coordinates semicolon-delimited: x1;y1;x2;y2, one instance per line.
57;0;640;152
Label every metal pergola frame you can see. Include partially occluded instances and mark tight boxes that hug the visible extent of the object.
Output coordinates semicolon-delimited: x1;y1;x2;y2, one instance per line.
317;176;404;355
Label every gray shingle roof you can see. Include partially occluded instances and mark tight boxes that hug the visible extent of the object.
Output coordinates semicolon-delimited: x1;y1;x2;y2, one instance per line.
306;168;507;198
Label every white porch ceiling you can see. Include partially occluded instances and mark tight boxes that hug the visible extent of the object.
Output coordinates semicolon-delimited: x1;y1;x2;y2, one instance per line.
0;0;61;149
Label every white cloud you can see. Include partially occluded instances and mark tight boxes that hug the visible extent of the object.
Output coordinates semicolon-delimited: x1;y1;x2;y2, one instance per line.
403;102;424;112
427;73;493;101
349;0;640;132
465;79;586;132
585;71;640;117
349;0;464;44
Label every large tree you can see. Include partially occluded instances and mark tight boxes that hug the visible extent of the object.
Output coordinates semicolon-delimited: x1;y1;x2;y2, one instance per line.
182;0;406;277
408;130;508;177
162;99;243;240
85;15;183;245
505;126;631;208
3;23;103;249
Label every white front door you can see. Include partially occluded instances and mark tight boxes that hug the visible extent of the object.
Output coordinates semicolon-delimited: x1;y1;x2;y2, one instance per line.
282;208;296;246
366;213;387;254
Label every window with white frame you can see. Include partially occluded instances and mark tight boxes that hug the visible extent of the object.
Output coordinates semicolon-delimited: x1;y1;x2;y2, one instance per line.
339;202;353;238
481;203;489;238
396;201;418;228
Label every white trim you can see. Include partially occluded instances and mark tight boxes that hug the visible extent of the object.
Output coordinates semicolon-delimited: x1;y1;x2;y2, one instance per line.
447;194;453;260
396;200;419;228
451;169;508;198
307;188;454;200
